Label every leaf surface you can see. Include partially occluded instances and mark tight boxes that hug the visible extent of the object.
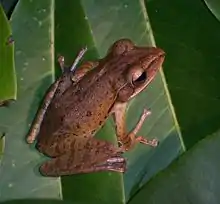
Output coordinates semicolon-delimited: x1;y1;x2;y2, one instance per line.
0;4;16;105
129;129;220;204
0;1;184;203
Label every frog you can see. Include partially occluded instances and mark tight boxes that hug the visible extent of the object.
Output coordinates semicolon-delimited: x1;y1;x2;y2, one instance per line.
26;39;165;177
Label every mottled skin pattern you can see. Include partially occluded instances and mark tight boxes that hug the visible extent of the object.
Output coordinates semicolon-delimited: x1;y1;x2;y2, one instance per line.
26;39;165;177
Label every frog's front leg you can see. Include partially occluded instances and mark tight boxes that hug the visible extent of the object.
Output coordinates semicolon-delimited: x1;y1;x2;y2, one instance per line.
112;102;158;151
38;136;125;177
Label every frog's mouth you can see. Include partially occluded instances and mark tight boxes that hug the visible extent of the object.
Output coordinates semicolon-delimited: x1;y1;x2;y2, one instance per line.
146;52;165;80
130;52;165;99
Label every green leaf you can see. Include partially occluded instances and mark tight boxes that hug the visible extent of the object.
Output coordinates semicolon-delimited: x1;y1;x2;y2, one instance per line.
0;0;184;203
129;129;220;204
0;133;5;163
0;199;72;204
204;0;220;22
147;0;220;149
0;0;61;201
0;4;16;105
0;0;18;19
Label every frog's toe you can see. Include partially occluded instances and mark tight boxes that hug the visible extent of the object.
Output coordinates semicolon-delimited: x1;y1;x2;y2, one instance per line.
101;161;126;173
98;156;127;173
39;161;56;177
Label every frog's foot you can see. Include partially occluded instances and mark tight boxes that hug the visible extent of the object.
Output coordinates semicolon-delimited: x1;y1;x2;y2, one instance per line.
118;137;158;152
118;109;159;151
135;137;158;147
94;156;126;173
39;137;126;177
58;47;87;72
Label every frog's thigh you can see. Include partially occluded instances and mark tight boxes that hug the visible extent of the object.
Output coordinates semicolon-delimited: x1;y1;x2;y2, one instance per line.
39;137;125;176
26;80;60;144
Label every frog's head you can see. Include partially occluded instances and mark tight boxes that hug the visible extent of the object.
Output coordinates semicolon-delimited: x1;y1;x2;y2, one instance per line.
108;39;165;102
127;45;165;99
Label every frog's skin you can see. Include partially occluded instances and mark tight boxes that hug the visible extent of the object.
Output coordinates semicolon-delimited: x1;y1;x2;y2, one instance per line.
26;39;165;177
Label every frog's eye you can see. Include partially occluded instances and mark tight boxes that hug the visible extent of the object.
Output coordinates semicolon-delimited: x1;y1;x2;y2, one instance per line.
127;66;147;86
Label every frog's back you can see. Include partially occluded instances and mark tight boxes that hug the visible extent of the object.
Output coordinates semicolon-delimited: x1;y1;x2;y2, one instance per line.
37;66;118;144
59;68;117;136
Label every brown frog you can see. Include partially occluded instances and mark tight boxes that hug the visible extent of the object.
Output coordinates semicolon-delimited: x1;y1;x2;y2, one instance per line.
26;39;165;177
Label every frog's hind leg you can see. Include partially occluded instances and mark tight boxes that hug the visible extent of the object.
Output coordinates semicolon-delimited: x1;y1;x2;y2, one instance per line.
26;80;61;144
40;153;126;177
39;137;126;177
26;48;89;144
